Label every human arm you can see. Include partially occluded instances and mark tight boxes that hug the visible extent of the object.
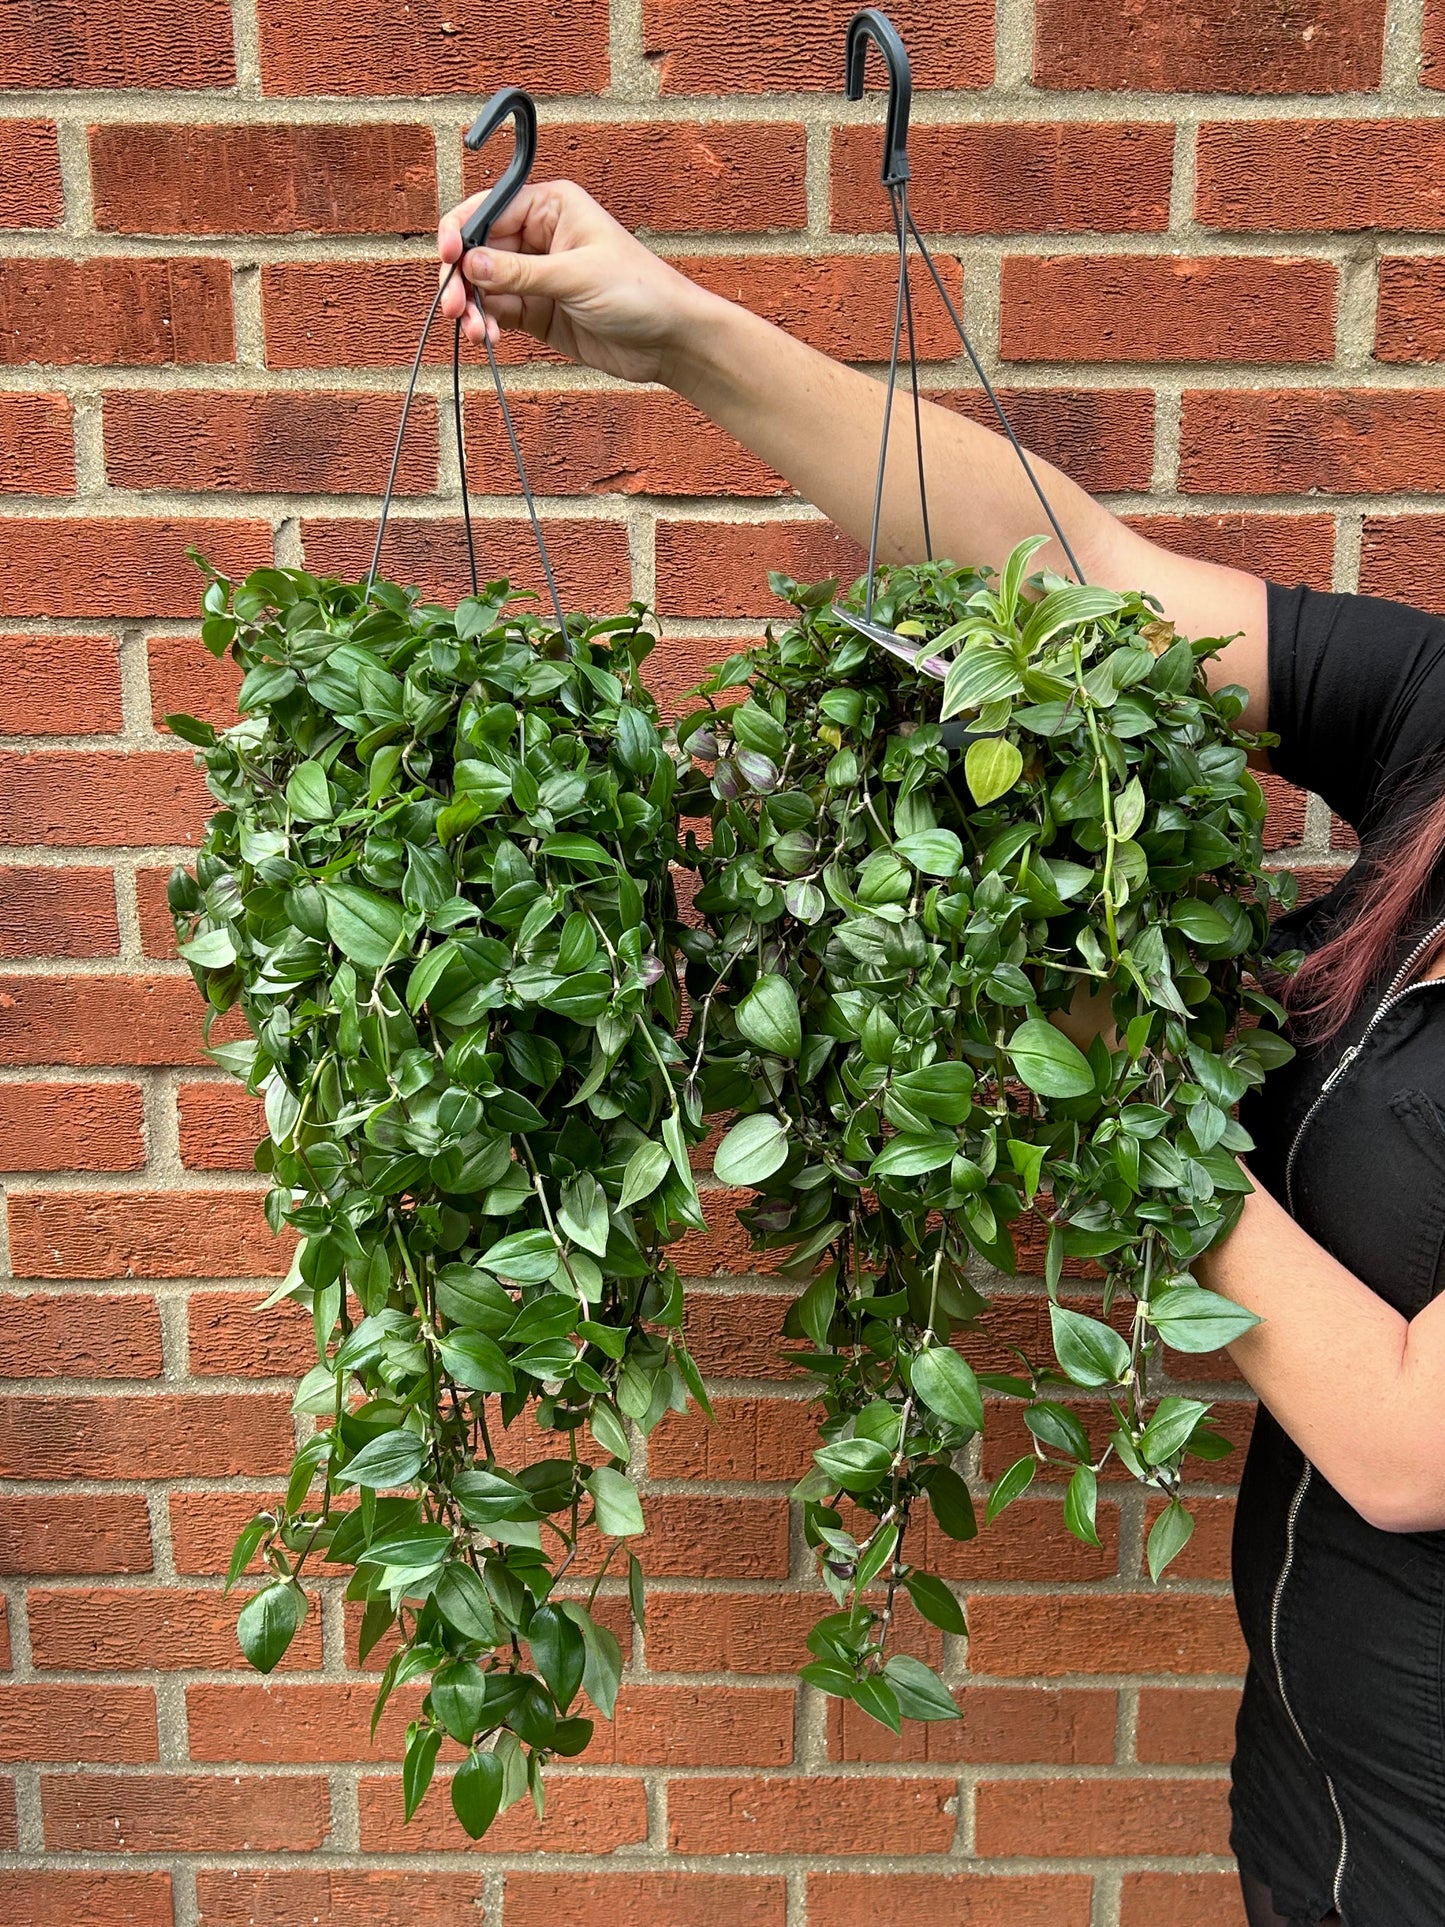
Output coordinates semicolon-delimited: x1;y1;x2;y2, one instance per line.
1197;1175;1445;1532
438;180;1269;734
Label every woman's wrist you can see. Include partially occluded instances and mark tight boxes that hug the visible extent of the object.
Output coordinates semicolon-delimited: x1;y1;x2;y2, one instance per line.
660;284;772;409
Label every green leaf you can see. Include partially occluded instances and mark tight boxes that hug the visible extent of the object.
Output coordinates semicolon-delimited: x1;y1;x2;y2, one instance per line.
559;1171;610;1258
402;1721;442;1822
586;1465;645;1537
434;1562;499;1645
558;1603;623;1718
813;1436;892;1492
795;1267;837;1352
321;883;405;972
736;974;802;1058
1137;1396;1208;1466
335;1428;427;1489
1147;1282;1261;1352
1049;1302;1131;1390
920;1463;977;1541
431;1658;487;1744
1170;898;1235;945
619;1141;671;1211
910;1345;985;1432
1064;1464;1101;1548
883;1653;960;1722
895;828;963;878
714;1113;789;1186
179;927;236;970
870;1133;957;1178
477;1229;560;1284
285;760;331;820
1146;1498;1196;1582
1007;1018;1096;1099
236;1580;306;1673
451;1748;504;1840
986;1454;1036;1523
851;1673;902;1733
528;1602;586;1708
436;1330;515;1393
903;1570;967;1635
224;1515;270;1592
1019;582;1124;650
1006;1136;1046;1203
964;736;1024;807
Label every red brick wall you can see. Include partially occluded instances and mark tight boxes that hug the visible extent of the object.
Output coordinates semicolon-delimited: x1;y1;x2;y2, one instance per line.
2;1;1423;1921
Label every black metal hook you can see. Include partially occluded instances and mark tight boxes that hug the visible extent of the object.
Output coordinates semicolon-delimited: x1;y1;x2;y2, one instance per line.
846;8;911;187
460;86;538;252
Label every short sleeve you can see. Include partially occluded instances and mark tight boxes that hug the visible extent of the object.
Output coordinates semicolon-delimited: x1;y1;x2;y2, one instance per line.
1266;580;1445;833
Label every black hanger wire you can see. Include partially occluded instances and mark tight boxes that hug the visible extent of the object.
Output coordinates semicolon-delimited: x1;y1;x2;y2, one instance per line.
366;86;568;633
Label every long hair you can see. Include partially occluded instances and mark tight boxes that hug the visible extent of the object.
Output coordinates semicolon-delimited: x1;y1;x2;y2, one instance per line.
1283;770;1445;1042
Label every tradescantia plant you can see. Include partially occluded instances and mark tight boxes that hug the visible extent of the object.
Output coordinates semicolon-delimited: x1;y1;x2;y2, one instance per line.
674;538;1297;1735
167;558;710;1837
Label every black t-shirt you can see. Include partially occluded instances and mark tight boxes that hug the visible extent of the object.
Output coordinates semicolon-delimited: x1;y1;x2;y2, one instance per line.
1266;579;1445;838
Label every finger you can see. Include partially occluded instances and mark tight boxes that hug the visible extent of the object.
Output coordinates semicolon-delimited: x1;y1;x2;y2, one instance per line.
460;244;570;302
437;189;490;263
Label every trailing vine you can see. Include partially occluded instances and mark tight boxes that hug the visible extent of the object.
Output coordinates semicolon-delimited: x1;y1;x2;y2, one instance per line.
674;541;1297;1734
168;560;708;1836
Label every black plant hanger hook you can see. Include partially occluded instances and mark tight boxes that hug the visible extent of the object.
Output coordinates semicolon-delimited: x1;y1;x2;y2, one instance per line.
367;84;567;633
846;8;912;188
460;87;539;252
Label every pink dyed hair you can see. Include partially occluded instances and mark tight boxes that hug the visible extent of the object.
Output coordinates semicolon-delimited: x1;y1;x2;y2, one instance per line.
1283;777;1445;1041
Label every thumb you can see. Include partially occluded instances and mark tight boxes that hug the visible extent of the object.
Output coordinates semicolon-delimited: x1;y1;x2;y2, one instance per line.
461;245;571;302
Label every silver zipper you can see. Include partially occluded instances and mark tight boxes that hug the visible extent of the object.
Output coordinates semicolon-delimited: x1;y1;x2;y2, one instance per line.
1270;909;1445;1917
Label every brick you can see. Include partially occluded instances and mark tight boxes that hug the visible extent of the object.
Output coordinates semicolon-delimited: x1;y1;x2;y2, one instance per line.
656;520;867;619
0;1682;157;1761
938;387;1156;496
648;1394;818;1480
965;1593;1246;1678
169;1489;284;1575
643;0;992;92
507;1873;786;1927
148;636;242;735
1199;121;1445;233
465;390;786;498
186;1681;416;1761
807;1874;1094;1927
358;1771;646;1851
0;1080;143;1170
834;123;1172;235
1136;1684;1241;1765
829;1683;1115;1766
1121;513;1334;590
683;1290;795;1379
0;0;235;88
260;0;608;93
188;1289;318;1376
1261;775;1307;850
0;121;63;226
0;392;73;493
0;1290;162;1376
43;1770;328;1852
678;251;964;363
261;260;562;370
0;1392;294;1479
0;633;123;733
301;516;631;612
1360;515;1445;614
577;1495;788;1579
1182;389;1445;496
1000;256;1336;365
1120;1872;1248;1927
1034;0;1383;93
8;1190;286;1280
195;1871;488;1926
0;973;214;1067
976;1774;1231;1858
0;1491;152;1573
0;871;121;962
1140;1496;1236;1581
106;391;437;495
178;1085;266;1171
0;1770;12;1842
0;749;208;846
919;1497;1118;1583
1376;257;1445;364
467;121;808;233
9;1874;173;1927
645;1589;942;1675
0;518;271;617
668;1773;955;1855
1;258;234;367
92;124;436;237
595;1683;793;1766
28;1585;322;1672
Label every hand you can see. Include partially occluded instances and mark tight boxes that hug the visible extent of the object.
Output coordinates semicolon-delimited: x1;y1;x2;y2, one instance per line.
437;179;710;387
